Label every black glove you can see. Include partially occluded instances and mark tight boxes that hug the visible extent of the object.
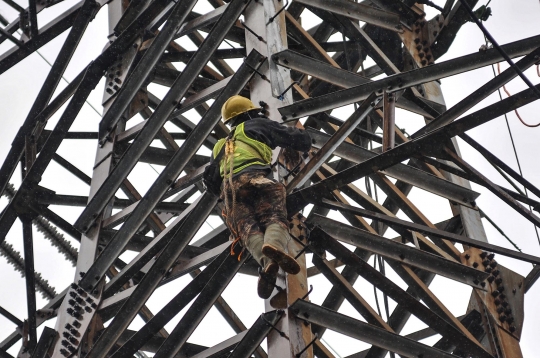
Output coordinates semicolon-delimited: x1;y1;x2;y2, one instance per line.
202;163;223;197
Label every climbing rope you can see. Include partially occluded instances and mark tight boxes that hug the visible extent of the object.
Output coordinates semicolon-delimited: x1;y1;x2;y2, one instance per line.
497;62;540;127
222;133;244;260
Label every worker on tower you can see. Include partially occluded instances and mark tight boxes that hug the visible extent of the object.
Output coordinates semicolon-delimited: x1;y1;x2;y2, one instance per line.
203;95;312;300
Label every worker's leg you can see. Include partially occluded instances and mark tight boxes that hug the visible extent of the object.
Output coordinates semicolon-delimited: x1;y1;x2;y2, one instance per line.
222;172;280;297
250;176;300;275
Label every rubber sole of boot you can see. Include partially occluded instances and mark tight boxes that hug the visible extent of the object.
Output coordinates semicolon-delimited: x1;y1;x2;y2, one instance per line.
262;244;301;275
257;261;279;299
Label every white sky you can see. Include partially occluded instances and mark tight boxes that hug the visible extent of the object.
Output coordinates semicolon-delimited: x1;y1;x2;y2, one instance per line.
0;0;539;357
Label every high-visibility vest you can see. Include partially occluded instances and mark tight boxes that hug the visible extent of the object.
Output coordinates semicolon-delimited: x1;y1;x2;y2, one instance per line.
213;122;273;178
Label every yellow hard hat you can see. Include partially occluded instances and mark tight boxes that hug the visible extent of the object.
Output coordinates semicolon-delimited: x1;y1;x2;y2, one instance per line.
221;95;259;124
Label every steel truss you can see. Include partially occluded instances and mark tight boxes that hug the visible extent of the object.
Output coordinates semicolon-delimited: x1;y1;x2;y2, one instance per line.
0;0;539;357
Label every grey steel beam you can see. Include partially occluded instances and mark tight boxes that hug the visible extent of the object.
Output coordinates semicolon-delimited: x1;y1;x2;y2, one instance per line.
78;49;264;292
290;300;457;358
272;49;444;118
459;133;540;199
310;228;491;358
84;192;218;358
21;215;37;350
308;129;479;207
317;199;540;265
311;214;487;288
287;84;540;215
445;148;540;228
98;0;198;139
109;245;231;358
415;46;540;137
189;331;246;358
31;328;56;358
74;0;256;237
227;311;283;358
152;246;247;358
175;4;227;39
102;196;201;297
277;35;540;120
0;0;84;74
0;307;22;327
286;93;378;192
0;0;90;199
294;0;404;33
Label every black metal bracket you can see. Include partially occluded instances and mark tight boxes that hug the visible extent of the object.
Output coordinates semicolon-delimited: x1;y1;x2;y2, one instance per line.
244;58;269;82
267;0;288;24
295;333;318;357
300;285;313;301
241;21;265;42
278;81;299;101
262;312;290;340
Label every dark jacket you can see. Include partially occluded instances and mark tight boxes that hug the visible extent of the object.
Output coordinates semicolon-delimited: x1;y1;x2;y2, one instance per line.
202;117;312;195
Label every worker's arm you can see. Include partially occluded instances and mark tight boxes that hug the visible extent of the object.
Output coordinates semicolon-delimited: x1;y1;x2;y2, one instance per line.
244;118;312;152
202;147;223;196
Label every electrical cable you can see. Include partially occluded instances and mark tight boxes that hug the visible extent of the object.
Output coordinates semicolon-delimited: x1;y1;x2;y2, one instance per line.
497;62;540;127
477;2;540;247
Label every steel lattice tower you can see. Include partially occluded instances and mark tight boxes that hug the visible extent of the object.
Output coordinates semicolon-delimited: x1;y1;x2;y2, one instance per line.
0;0;539;357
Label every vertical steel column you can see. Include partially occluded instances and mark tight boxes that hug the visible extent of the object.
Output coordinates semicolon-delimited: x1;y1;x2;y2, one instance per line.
382;91;395;152
49;1;126;357
21;214;37;352
243;1;312;357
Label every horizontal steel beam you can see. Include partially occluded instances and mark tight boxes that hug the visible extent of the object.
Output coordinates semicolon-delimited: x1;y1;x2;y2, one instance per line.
290;300;457;358
277;35;540;119
311;214;488;288
308;129;479;207
294;0;404;32
287;84;540;215
318;199;540;265
311;229;491;358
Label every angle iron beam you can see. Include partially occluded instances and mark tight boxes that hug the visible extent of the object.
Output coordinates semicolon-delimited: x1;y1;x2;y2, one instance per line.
175;3;227;39
227;311;284;358
272;49;443;118
290;300;458;358
317;199;540;265
110;243;231;358
308;128;479;207
415;46;540;137
287;84;540;215
74;0;257;237
444;147;540;228
188;331;246;358
459;133;540;199
311;228;491;358
152;245;247;358
78;50;264;291
0;307;22;327
0;0;84;74
278;35;540;120
31;327;56;358
311;214;488;288
21;214;37;350
84;192;218;358
102;196;202;297
98;0;198;139
294;0;404;33
286;93;378;192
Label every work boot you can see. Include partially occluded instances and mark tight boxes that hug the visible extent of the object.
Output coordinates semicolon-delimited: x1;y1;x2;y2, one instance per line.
257;259;279;299
262;223;300;275
245;233;279;299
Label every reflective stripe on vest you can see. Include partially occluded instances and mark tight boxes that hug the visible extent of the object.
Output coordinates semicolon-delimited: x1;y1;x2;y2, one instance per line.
213;122;273;178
